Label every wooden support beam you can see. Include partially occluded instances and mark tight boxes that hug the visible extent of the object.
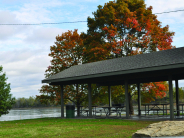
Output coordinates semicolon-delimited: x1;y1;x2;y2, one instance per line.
137;83;141;116
175;79;180;116
108;85;112;115
125;80;130;119
88;83;92;118
108;85;112;107
60;85;64;118
169;76;174;120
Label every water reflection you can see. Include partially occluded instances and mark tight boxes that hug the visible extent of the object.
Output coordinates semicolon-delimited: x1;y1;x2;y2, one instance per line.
0;108;63;121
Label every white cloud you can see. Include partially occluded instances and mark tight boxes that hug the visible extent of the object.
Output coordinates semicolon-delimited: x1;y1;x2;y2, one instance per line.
11;84;43;99
146;0;184;23
0;10;18;24
12;0;75;23
23;27;67;45
0;48;52;99
144;0;184;48
2;0;29;4
0;48;52;75
0;10;27;40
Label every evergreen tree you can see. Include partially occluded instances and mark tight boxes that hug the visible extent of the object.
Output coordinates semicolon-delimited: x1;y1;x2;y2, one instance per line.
0;65;16;117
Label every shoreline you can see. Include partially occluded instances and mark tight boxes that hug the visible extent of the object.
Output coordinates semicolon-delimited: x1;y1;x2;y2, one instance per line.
12;106;61;110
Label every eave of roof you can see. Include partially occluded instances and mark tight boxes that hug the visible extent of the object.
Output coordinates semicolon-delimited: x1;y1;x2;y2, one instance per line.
42;47;184;85
42;62;184;84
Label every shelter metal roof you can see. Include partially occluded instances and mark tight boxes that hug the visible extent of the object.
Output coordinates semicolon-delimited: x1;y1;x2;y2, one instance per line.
42;47;184;85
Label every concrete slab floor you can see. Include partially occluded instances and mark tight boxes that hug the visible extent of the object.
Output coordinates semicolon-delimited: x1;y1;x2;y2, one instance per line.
53;115;184;121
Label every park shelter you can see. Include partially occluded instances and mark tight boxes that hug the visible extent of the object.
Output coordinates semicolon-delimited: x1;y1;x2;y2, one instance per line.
42;47;184;120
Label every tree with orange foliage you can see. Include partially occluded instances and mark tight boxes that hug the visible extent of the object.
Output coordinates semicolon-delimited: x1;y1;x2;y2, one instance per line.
38;0;174;116
83;0;174;114
37;29;124;116
37;29;88;116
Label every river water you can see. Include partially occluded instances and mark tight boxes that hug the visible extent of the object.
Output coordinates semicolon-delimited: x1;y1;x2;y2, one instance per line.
0;108;62;121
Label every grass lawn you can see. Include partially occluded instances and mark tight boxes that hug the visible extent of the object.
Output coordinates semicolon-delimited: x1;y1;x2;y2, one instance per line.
0;117;160;138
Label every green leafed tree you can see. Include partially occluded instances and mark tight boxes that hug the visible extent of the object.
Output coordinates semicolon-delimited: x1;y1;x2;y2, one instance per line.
0;65;16;117
173;87;184;101
37;29;125;116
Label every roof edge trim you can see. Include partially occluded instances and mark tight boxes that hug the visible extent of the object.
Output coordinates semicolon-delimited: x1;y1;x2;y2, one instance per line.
42;63;184;84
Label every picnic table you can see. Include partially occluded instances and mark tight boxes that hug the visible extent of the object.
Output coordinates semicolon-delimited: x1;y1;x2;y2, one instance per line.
75;105;127;118
75;105;97;117
83;106;98;116
102;106;126;118
142;103;169;116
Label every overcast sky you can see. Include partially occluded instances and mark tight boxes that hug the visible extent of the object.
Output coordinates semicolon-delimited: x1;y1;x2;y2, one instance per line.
1;0;184;99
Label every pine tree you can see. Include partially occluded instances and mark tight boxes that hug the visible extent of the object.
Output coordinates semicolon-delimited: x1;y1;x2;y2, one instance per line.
0;65;16;117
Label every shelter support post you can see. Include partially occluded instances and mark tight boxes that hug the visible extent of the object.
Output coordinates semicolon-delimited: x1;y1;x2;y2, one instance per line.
88;83;92;118
76;84;80;117
108;85;112;115
108;85;112;107
137;83;141;116
175;79;180;116
60;85;64;118
169;76;174;120
125;80;130;119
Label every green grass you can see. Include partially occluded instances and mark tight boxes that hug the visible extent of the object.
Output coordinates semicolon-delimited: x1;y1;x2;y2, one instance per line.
0;117;161;138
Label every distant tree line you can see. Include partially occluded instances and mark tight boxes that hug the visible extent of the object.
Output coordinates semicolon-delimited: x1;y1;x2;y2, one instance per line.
162;86;184;102
173;87;184;101
12;96;60;108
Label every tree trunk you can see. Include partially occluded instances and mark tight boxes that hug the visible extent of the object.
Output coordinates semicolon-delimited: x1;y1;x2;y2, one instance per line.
128;92;134;115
